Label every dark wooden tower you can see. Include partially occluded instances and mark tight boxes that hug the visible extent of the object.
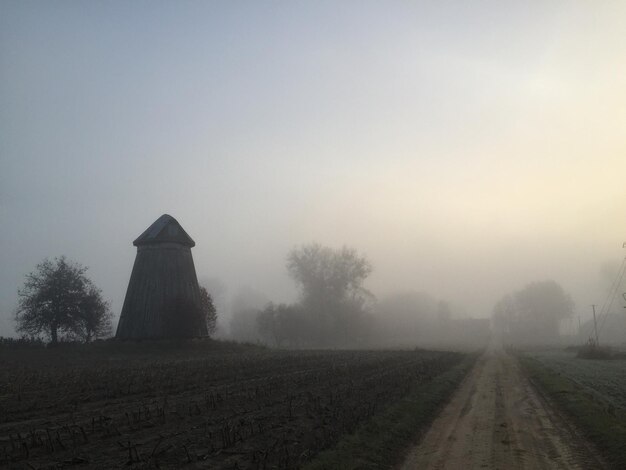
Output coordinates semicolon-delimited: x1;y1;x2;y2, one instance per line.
116;214;207;339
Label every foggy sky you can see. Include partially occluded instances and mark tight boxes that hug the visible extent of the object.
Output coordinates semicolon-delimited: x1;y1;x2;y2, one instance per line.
2;1;626;336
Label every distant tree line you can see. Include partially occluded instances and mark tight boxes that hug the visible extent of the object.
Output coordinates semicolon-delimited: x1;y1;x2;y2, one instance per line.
227;243;485;349
253;243;374;348
14;246;466;348
492;280;574;345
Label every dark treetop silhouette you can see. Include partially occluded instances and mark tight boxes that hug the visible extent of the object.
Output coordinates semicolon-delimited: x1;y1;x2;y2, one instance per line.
116;214;207;339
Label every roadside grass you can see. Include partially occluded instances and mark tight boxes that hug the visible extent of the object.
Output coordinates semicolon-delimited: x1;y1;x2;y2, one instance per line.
520;356;626;470
303;353;478;470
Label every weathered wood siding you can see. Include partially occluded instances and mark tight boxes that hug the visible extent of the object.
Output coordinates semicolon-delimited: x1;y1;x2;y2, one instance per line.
116;243;207;339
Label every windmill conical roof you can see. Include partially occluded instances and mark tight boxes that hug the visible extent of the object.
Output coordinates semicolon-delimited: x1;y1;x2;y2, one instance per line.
133;214;195;247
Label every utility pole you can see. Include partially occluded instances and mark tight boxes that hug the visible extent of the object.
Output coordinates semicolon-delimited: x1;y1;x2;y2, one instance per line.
591;304;599;347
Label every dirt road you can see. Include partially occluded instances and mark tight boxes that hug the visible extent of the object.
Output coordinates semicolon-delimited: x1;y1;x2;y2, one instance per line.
399;345;605;470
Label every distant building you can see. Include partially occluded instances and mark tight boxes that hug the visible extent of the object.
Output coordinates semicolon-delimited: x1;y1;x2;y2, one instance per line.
116;214;207;339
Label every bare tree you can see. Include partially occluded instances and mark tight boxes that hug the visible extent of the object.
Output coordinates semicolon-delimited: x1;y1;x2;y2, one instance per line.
287;243;372;307
286;243;374;345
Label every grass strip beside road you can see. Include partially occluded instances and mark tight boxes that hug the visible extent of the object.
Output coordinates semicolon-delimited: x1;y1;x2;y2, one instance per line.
303;353;478;470
520;356;626;470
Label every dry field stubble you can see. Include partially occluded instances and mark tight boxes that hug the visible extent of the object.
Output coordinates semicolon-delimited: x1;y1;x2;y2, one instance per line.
0;340;463;469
